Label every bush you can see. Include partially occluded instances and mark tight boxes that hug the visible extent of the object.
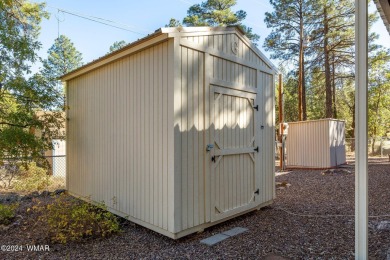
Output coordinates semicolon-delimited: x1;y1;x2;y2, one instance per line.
13;162;51;192
0;203;18;225
34;195;120;243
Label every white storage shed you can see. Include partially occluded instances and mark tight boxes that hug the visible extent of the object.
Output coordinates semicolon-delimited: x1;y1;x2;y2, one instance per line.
61;26;278;239
285;119;346;168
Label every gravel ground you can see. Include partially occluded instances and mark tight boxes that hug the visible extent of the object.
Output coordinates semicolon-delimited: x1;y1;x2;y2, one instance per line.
1;158;389;259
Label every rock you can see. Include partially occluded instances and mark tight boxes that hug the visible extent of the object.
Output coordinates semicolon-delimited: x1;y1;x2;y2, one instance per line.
5;193;20;203
29;191;39;198
53;189;66;195
40;190;51;197
11;221;21;227
0;225;10;232
10;215;23;227
322;169;334;175
339;169;351;174
377;221;390;231
276;181;291;189
322;169;352;176
21;195;32;201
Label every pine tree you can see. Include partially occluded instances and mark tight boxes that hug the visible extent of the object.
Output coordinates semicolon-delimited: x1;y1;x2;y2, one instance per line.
42;35;83;80
368;48;390;151
182;0;260;43
108;40;128;53
0;1;47;83
41;35;83;115
308;0;355;118
308;1;381;123
165;18;182;27
264;0;314;121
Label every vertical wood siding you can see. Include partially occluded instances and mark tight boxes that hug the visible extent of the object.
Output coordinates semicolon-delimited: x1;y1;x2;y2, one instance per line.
285;119;346;168
67;40;174;232
178;46;206;230
253;71;275;204
286;120;330;168
184;33;271;70
329;120;347;166
212;56;257;88
177;33;275;230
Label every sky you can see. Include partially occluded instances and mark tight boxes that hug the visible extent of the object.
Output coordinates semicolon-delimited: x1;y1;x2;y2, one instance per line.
30;0;390;72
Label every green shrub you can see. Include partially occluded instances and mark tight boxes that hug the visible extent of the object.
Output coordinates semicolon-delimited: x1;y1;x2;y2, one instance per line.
0;203;18;225
14;162;51;192
35;195;120;243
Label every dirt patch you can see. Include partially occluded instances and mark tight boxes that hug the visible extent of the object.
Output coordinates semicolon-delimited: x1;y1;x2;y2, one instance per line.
0;158;389;259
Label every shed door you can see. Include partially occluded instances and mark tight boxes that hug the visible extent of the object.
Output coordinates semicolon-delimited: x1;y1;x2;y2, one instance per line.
209;84;260;221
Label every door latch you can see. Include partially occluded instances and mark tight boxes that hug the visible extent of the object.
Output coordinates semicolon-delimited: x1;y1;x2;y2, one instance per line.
211;156;216;162
206;144;214;152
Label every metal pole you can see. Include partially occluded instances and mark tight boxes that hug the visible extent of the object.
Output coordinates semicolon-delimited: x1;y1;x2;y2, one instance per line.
279;74;284;169
355;0;368;258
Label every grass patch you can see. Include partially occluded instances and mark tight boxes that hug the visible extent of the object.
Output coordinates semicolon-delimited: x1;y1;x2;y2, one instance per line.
0;203;18;225
33;195;121;244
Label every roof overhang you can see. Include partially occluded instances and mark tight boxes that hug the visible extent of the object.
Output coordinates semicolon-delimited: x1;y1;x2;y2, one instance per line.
60;26;278;81
60;29;167;81
373;0;390;34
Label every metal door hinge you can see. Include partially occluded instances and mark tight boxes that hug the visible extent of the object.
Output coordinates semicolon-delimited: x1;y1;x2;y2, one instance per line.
253;105;259;111
254;147;259;152
254;189;259;195
211;156;216;162
261;125;264;129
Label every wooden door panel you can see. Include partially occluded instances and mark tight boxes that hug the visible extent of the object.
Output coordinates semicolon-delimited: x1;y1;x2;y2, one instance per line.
210;85;258;221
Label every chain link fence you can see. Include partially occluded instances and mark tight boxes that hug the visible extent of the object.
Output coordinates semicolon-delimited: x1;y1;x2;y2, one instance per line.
275;136;390;165
46;155;66;190
0;155;66;193
346;137;390;157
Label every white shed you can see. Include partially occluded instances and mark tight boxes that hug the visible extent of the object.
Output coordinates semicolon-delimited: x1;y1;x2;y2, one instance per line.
61;26;277;239
285;119;346;168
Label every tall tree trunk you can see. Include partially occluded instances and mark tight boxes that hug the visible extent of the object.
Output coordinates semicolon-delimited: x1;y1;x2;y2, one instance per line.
332;52;337;118
371;135;376;155
298;44;304;121
371;90;382;154
324;6;333;118
302;50;307;120
298;1;304;121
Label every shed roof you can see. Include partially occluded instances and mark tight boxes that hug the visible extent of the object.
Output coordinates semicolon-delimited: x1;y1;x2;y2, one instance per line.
373;0;390;34
60;26;278;81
